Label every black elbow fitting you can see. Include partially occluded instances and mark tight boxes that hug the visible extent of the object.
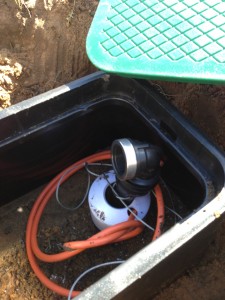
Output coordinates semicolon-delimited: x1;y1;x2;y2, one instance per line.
111;138;163;197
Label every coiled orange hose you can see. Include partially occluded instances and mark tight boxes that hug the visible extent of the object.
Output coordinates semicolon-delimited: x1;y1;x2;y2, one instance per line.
26;150;164;298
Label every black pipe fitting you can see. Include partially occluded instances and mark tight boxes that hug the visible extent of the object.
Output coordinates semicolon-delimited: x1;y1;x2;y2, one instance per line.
111;138;163;197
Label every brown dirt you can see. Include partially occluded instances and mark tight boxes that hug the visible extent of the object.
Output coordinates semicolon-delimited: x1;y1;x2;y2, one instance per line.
0;0;97;109
0;1;225;300
151;81;225;152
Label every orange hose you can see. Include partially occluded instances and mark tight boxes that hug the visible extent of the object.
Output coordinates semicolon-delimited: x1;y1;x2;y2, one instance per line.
26;150;165;298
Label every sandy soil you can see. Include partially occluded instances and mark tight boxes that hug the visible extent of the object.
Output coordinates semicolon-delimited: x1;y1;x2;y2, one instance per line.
0;0;97;109
151;81;225;152
0;1;225;300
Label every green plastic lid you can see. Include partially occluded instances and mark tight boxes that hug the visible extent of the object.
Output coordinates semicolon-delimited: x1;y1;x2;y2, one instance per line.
86;0;225;83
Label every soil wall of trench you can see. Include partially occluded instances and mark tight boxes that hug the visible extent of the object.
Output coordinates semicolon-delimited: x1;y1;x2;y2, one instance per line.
0;1;225;300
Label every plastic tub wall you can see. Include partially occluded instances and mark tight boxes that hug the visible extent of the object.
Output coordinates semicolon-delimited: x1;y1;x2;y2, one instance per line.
1;72;225;299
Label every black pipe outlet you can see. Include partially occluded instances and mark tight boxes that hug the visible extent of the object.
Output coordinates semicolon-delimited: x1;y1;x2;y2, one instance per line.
111;138;163;197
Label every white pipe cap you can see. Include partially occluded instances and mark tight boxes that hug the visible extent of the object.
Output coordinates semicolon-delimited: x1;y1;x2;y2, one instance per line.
88;170;151;230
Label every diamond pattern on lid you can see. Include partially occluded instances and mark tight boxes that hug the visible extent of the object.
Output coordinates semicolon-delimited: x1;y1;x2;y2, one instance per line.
128;47;143;58
136;21;150;31
114;33;127;44
152;3;167;13
159;8;174;19
109;47;124;57
159;41;176;53
102;39;117;50
184;28;202;40
140;9;154;19
180;8;196;19
132;33;146;45
129;14;143;25
100;32;110;43
208;28;224;40
152;34;167;46
188;15;205;26
132;3;146;13
201;8;218;19
192;2;208;13
168;49;185;60
167;15;183;26
184;0;199;7
191;49;209;61
99;0;225;63
211;15;225;26
120;40;134;51
164;0;177;6
115;3;128;13
181;41;199;54
176;21;192;33
122;9;135;19
125;27;139;38
148;15;163;26
198;21;215;33
110;14;124;25
195;35;212;47
140;40;155;52
173;35;189;46
144;27;160;38
217;37;225;47
148;48;163;59
171;2;187;13
214;50;225;63
156;21;171;33
107;27;121;38
221;24;225;31
164;28;180;39
204;42;223;55
204;0;219;7
214;3;225;13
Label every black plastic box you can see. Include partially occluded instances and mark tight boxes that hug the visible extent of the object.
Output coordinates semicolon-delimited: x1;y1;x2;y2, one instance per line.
1;72;225;299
